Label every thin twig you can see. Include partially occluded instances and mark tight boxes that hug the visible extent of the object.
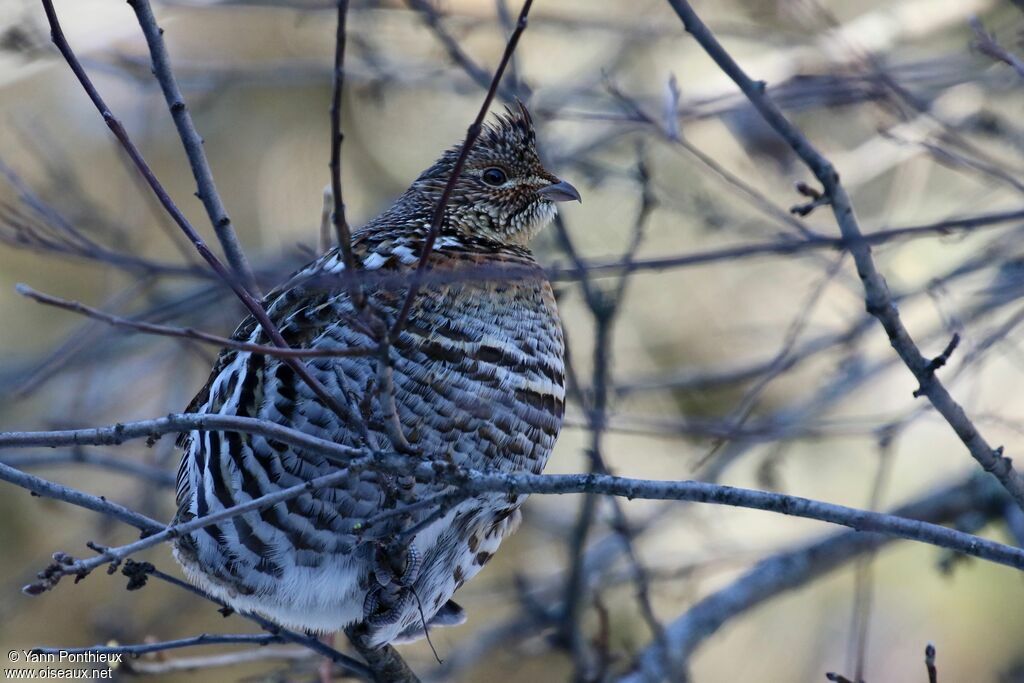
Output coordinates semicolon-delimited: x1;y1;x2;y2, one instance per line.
389;0;535;338
17;284;375;359
621;475;1002;681
122;646;311;675
39;0;363;436
664;0;1024;513
126;0;260;297
329;0;357;271
143;567;372;680
33;634;284;658
21;465;366;593
0;461;163;534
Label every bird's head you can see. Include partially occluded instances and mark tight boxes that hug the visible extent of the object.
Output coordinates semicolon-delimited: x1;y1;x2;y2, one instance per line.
411;101;580;246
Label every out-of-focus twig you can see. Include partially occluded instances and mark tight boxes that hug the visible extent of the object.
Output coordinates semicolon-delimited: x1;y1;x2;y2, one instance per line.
33;634;285;659
971;16;1024;81
664;0;1024;514
17;284;376;359
621;475;1003;681
121;646;312;675
925;643;938;683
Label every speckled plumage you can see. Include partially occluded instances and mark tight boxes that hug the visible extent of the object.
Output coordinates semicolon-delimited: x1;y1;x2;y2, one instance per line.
172;104;574;647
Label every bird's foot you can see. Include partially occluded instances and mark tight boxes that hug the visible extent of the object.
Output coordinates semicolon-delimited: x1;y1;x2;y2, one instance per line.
364;543;422;628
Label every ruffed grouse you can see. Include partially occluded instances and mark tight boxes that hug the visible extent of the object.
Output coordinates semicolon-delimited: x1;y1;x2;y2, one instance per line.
172;103;578;647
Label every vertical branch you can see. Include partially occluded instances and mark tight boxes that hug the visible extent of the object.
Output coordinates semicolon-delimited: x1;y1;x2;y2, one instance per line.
846;430;896;681
925;643;938;683
329;0;357;269
126;0;260;297
558;154;664;679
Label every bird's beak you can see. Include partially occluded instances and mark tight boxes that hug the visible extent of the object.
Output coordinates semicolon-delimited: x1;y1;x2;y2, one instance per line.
538;179;582;203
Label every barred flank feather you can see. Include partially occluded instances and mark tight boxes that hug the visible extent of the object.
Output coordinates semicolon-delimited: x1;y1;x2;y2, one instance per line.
173;104;570;646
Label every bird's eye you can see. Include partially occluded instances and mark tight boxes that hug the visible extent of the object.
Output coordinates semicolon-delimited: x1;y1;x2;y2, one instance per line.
481;167;508;186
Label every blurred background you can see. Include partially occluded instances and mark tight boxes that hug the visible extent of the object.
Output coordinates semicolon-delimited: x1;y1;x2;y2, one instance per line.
3;0;1024;680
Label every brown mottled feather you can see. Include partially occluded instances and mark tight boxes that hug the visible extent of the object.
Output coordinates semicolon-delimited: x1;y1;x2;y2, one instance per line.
172;104;570;646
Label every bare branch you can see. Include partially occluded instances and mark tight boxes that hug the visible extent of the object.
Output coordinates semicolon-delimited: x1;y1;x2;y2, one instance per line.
329;0;357;272
621;475;1003;681
0;449;174;487
33;634;284;659
142;567;372;680
17;284;376;359
0;461;163;534
0;413;363;462
389;0;535;337
664;0;1024;513
39;0;373;433
126;0;261;297
122;646;311;675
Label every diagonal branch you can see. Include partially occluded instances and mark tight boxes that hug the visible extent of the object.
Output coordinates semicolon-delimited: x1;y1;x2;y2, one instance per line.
144;566;372;680
404;0;513;99
39;0;366;434
126;0;260;297
0;460;163;534
664;0;1024;513
17;284;375;359
389;0;535;337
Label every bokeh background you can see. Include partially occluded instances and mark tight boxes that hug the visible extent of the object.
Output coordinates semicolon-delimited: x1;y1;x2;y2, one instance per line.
3;0;1024;680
